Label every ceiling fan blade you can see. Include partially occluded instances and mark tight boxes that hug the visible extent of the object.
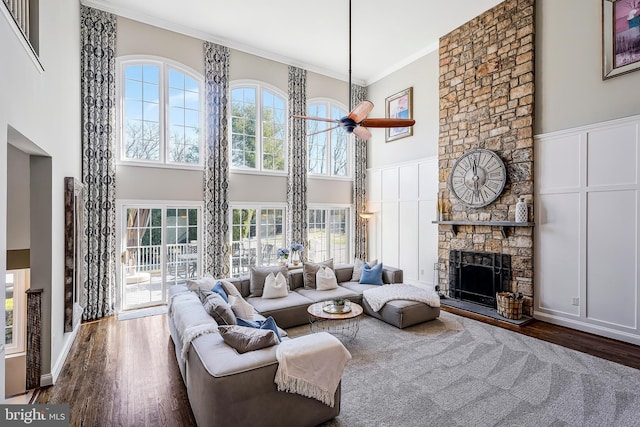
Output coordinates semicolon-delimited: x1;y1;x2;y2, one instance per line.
353;126;372;140
292;115;340;124
360;118;416;128
348;101;374;123
307;125;341;137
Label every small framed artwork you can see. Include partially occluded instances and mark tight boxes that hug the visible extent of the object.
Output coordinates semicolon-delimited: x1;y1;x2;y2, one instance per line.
602;0;640;79
385;87;413;142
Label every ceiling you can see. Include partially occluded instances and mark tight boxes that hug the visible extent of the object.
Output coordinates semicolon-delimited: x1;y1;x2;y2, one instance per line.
86;0;504;85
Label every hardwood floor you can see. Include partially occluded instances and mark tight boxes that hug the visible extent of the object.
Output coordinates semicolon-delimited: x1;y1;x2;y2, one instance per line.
36;310;640;426
36;315;196;426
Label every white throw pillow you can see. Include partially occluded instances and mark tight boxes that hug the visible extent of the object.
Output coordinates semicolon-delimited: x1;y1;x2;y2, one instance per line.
262;272;289;299
316;267;338;291
228;295;255;321
351;258;378;281
186;274;217;292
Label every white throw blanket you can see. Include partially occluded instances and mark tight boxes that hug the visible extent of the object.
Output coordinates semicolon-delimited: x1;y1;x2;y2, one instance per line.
363;284;441;312
169;291;218;361
275;332;351;407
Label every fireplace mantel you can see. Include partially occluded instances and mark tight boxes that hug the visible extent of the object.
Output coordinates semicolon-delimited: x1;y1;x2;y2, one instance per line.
432;220;535;238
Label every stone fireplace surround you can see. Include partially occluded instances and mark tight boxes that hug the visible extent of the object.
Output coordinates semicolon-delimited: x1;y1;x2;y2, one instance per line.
437;0;535;316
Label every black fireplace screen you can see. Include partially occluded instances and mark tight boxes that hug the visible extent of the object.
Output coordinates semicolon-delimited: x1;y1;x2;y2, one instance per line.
448;250;511;307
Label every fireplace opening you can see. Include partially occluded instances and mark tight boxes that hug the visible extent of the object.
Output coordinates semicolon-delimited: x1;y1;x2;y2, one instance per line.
448;250;511;308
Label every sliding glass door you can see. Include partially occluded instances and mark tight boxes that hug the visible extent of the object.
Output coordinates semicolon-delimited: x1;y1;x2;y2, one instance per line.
119;203;201;311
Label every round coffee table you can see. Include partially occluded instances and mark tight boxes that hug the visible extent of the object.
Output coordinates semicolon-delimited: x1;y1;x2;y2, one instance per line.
307;301;363;341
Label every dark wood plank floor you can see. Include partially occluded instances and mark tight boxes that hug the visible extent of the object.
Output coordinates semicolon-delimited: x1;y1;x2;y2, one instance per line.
36;314;196;427
36;310;640;426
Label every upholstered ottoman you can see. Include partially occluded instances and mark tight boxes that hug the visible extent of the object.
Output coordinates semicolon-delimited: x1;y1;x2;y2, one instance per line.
361;284;441;329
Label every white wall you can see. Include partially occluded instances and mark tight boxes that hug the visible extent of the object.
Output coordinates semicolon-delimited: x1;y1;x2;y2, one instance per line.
366;52;440;169
7;144;30;250
535;0;640;134
368;157;439;288
535;115;640;345
1;0;82;392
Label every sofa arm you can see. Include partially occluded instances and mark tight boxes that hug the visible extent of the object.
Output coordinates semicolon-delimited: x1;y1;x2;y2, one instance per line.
382;266;403;284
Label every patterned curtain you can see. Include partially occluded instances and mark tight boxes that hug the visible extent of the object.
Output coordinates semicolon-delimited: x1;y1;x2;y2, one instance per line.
287;66;307;253
203;42;230;278
351;84;368;260
80;6;117;320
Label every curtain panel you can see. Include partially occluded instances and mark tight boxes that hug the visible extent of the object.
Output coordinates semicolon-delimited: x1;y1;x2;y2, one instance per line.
80;5;117;320
287;66;307;254
351;84;368;260
203;42;230;278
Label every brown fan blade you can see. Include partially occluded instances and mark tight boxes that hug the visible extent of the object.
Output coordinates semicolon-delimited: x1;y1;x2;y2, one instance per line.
307;125;341;137
353;126;372;140
292;115;340;124
348;100;374;123
360;118;415;128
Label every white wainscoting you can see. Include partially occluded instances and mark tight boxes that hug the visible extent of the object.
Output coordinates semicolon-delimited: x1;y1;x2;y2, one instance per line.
535;114;640;345
367;156;439;288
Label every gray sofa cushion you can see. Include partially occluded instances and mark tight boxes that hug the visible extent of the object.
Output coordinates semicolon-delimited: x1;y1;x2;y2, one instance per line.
303;259;334;289
340;281;381;295
362;296;440;329
295;285;360;303
250;265;289;297
247;291;313;313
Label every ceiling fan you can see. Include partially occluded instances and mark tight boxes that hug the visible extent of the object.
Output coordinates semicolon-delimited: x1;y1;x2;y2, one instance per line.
292;0;415;141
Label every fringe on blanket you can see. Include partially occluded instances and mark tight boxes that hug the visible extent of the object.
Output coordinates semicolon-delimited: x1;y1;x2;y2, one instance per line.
181;322;219;362
275;369;336;408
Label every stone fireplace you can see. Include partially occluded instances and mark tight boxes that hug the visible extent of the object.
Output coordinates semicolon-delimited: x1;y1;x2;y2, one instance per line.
437;0;535;316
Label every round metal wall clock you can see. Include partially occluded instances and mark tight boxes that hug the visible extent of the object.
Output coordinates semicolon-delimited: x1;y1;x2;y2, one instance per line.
448;149;507;208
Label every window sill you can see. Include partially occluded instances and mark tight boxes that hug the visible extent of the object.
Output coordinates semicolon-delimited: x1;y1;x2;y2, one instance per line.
116;161;204;172
230;168;288;178
5;350;26;359
308;174;353;182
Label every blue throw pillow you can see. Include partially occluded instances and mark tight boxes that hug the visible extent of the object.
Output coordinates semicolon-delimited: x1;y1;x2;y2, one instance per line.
212;281;229;303
359;262;384;285
236;316;282;342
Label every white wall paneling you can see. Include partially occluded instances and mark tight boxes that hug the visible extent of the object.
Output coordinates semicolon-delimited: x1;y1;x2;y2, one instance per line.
535;115;640;345
368;156;438;288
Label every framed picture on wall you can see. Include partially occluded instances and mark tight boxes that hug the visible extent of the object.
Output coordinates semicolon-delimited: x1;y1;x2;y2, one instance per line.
602;0;640;79
385;87;413;142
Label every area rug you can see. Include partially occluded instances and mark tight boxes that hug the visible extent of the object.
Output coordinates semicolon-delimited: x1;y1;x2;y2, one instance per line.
286;312;640;427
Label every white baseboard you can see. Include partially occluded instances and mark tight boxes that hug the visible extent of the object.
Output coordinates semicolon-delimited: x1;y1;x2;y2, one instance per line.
44;321;82;386
534;311;640;346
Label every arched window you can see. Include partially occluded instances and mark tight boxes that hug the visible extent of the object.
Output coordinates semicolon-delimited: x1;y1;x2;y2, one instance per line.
230;82;287;173
117;57;204;168
306;99;351;177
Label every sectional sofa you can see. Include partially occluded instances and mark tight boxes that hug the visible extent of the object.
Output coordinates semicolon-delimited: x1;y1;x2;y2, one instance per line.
168;263;440;426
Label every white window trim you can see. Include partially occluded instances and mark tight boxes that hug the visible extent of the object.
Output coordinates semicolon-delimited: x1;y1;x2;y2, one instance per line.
306;98;354;179
307;204;353;263
229;80;289;175
5;269;29;356
116;55;205;171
